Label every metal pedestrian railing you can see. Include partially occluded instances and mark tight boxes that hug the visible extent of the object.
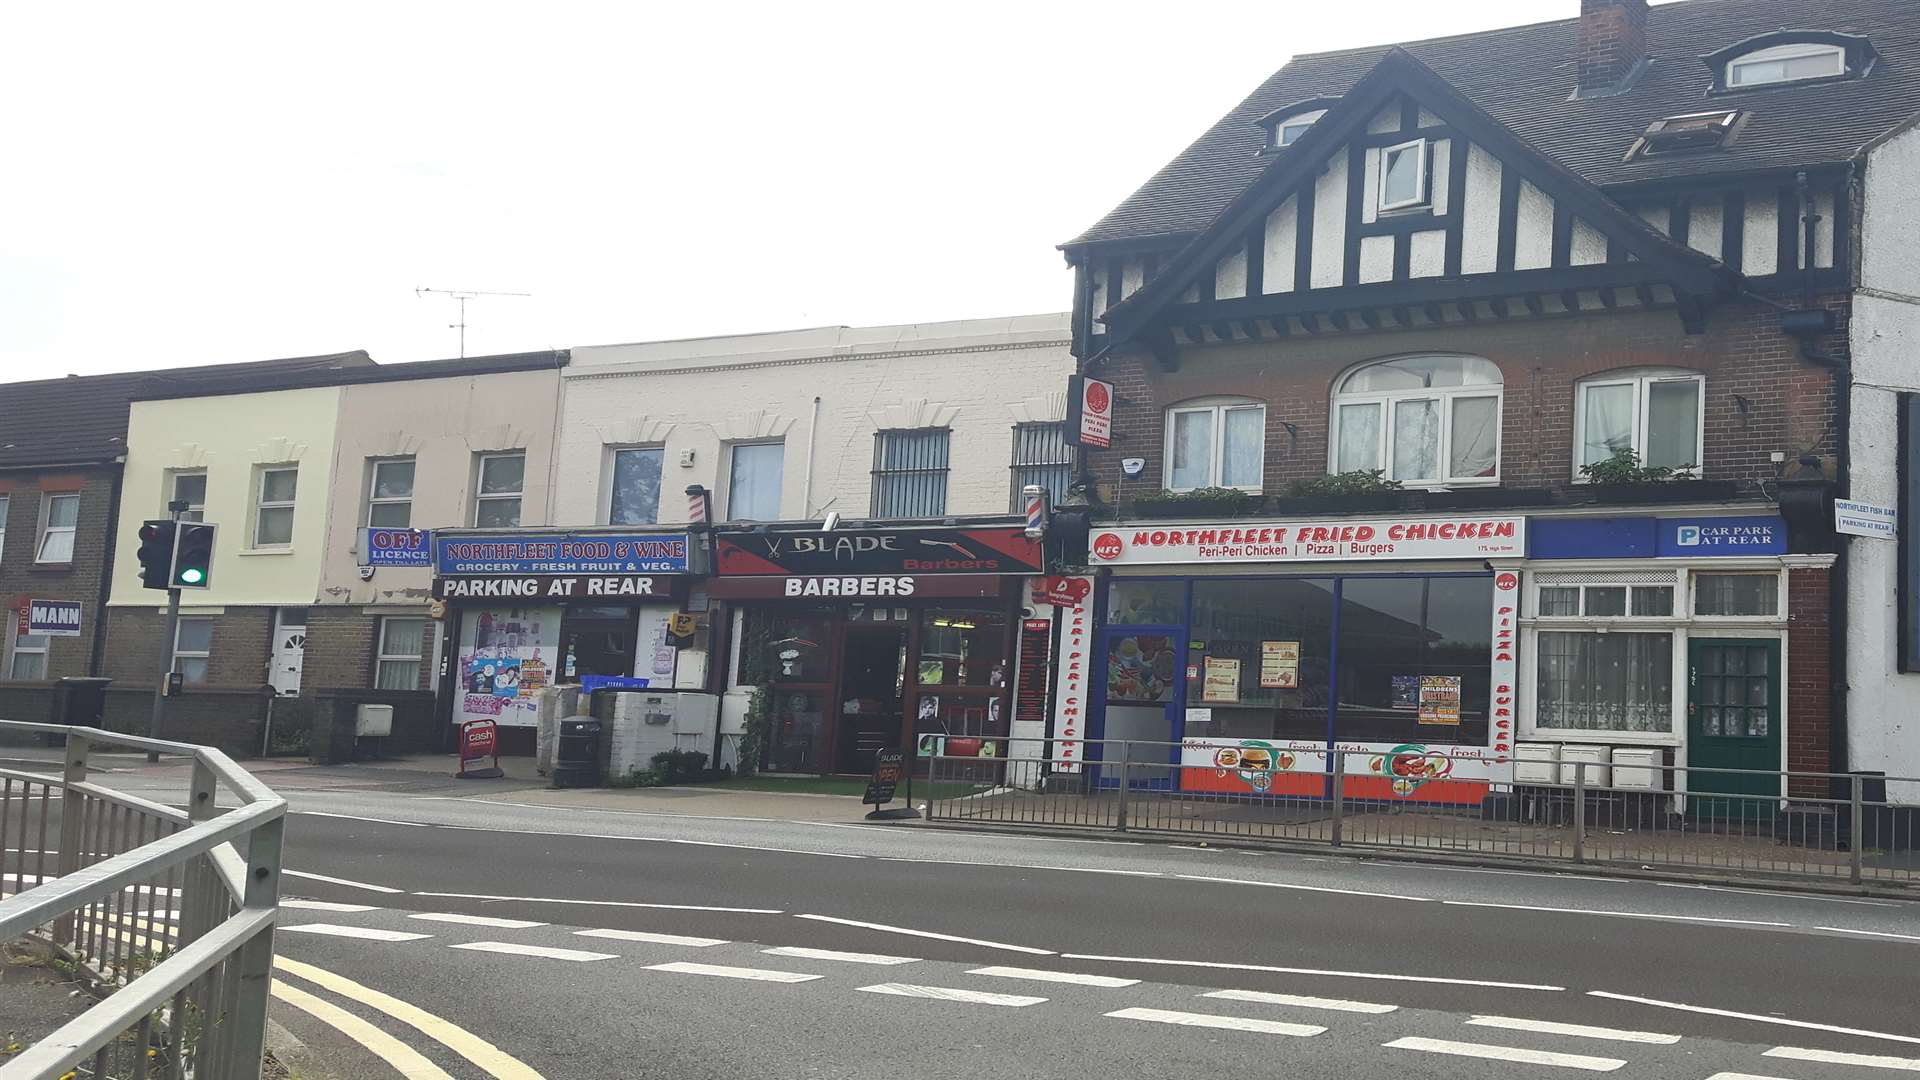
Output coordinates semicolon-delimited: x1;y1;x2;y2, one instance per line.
924;738;1918;891
0;720;286;1080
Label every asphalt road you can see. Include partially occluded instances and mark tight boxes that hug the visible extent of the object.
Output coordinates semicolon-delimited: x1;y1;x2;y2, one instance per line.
250;785;1920;1080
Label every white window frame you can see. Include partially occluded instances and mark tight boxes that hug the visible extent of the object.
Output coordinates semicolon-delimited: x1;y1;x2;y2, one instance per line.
168;470;207;522
1690;571;1783;622
35;492;79;564
1378;138;1429;212
1275;109;1326;147
474;452;526;528
8;631;49;680
604;445;665;525
722;441;785;522
1329;358;1503;487
1727;42;1846;88
366;458;415;529
376;616;426;690
0;495;8;565
1163;400;1266;493
1571;369;1705;480
251;465;298;549
172;617;213;688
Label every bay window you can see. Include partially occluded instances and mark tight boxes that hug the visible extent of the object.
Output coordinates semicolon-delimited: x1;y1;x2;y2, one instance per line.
1165;399;1265;491
1330;355;1502;485
1574;368;1703;476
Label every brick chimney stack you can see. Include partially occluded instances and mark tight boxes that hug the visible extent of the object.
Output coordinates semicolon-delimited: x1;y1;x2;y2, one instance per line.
1577;0;1649;96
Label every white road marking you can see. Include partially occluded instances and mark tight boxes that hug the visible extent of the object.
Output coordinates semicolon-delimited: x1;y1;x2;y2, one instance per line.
1384;1036;1626;1072
577;929;730;947
276;955;546;1080
966;965;1138;987
297;810;434;827
647;961;822;983
1202;989;1397;1014
1380;863;1625;883
449;941;616;962
270;981;457;1080
1465;1015;1680;1044
1658;881;1896;906
282;900;379;913
1814;926;1920;942
413;891;781;915
1702;1073;1796;1080
1442;899;1791;927
1176;873;1431;903
1588;991;1920;1046
1059;953;1564;991
858;983;1047;1007
794;913;1054;955
1764;1046;1920;1071
1105;1007;1324;1037
281;923;431;942
1007;864;1161;877
764;946;919;965
284;869;404;894
409;912;547;930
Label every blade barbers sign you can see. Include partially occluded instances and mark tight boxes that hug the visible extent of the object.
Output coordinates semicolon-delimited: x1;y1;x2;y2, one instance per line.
714;526;1042;576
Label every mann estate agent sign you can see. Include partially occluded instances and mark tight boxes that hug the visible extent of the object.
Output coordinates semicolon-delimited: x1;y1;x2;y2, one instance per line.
1089;516;1527;566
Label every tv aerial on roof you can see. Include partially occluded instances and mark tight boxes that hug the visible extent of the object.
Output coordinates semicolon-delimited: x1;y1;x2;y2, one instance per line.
415;286;531;358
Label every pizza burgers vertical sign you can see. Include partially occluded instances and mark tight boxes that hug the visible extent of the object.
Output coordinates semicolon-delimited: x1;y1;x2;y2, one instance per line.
1066;374;1113;450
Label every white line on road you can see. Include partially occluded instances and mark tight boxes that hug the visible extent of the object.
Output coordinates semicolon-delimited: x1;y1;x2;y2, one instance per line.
859;983;1048;1007
1373;863;1626;884
297;811;435;827
764;946;920;965
412;890;782;914
449;941;616;962
1656;881;1897;906
577;929;730;947
1703;1073;1797;1080
1464;1015;1681;1044
284;869;404;894
794;913;1054;955
1442;899;1791;927
1059;953;1565;991
281;923;432;942
1007;864;1162;877
409;912;547;930
966;965;1138;987
1813;925;1920;942
1176;873;1432;903
281;900;379;913
646;961;822;983
270;981;457;1080
1763;1046;1920;1071
1203;989;1398;1014
276;955;546;1080
1105;1007;1325;1037
1384;1036;1626;1072
1587;991;1920;1046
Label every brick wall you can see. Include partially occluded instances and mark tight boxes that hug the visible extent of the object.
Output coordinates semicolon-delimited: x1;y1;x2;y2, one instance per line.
1787;566;1833;797
303;607;378;691
100;607;275;690
1086;298;1845;500
0;465;119;681
1577;0;1648;94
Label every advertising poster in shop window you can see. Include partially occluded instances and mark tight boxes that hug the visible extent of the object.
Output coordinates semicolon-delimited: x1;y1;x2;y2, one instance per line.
1418;675;1462;725
1201;657;1241;704
1259;641;1299;689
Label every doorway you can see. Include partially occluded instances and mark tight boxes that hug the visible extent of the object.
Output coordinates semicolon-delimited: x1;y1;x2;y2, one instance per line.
837;626;906;773
1687;638;1782;820
1094;626;1184;788
270;608;306;697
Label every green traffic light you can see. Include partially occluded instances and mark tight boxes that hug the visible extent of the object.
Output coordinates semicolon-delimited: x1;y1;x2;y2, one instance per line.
179;568;205;584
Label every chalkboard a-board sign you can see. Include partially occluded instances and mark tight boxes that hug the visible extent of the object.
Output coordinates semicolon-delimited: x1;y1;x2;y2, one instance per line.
862;746;920;820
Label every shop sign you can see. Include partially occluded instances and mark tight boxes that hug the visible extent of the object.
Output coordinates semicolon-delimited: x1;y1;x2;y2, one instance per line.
434;575;667;600
1089;516;1525;566
456;719;504;779
25;599;82;637
1658;516;1788;556
701;574;1008;600
1065;374;1114;449
1031;576;1091;606
714;526;1042;576
1834;499;1897;541
361;527;433;567
1049;575;1094;773
864;747;907;807
436;532;689;575
1489;570;1519;758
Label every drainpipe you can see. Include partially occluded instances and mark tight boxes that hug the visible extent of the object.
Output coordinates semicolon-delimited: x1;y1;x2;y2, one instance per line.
801;395;822;517
88;457;127;677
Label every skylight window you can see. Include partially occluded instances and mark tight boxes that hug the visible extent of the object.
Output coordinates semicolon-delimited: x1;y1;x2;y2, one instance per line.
1727;42;1846;87
1639;111;1739;155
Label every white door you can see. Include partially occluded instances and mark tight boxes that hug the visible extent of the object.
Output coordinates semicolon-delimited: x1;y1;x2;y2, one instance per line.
271;608;307;697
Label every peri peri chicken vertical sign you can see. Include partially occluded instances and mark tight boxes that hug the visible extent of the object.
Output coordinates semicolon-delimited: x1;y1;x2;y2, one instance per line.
1065;374;1114;449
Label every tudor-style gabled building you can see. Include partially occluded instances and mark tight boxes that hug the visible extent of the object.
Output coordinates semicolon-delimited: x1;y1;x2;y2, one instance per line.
1056;0;1920;817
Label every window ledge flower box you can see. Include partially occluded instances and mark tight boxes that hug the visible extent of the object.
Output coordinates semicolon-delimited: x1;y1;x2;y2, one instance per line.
1584;479;1742;505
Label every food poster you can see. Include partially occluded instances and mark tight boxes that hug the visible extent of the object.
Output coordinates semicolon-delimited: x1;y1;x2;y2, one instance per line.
455;605;561;728
1106;634;1176;703
1179;738;1327;795
634;604;679;683
1201;657;1241;704
1259;641;1300;689
1418;675;1462;725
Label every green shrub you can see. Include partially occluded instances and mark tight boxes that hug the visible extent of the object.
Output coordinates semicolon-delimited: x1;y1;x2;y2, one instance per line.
1286;469;1403;496
1134;486;1261;512
650;748;709;784
1580;448;1691;484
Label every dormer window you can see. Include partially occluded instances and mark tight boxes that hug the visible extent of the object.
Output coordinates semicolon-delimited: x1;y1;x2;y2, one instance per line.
1727;41;1845;87
1255;97;1339;153
1275;109;1326;147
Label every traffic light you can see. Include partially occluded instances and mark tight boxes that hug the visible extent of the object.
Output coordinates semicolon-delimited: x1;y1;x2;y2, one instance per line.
170;522;217;590
136;520;176;591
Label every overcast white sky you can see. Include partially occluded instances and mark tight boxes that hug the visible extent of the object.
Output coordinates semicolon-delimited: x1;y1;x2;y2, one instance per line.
0;2;1656;378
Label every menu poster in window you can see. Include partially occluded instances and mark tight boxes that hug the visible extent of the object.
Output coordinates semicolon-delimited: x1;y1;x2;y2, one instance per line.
1260;641;1300;689
1202;657;1242;704
1391;675;1420;710
1418;675;1462;725
456;605;559;728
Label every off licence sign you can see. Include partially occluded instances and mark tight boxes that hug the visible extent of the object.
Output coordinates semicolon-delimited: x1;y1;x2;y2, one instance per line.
1091;516;1526;565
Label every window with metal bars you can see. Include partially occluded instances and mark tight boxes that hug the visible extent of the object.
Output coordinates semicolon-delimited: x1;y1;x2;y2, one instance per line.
1009;422;1072;513
871;428;950;518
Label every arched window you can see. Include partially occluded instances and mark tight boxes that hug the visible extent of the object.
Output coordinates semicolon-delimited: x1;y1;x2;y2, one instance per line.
1165;397;1265;491
1726;41;1846;87
1573;367;1704;477
1330;355;1502;485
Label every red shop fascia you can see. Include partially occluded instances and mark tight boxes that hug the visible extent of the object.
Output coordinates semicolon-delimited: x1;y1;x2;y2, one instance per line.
705;522;1048;775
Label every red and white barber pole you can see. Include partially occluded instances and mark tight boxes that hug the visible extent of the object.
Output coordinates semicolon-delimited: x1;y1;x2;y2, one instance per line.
685;485;711;525
1022;484;1049;539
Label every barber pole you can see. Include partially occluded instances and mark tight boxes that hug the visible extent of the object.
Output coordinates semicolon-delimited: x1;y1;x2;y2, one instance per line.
1023;484;1049;539
685;485;710;525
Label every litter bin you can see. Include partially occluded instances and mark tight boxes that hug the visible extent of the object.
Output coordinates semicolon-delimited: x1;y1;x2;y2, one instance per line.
553;718;603;789
49;678;112;743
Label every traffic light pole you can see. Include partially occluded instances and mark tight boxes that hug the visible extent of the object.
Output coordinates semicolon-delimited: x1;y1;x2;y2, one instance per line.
147;500;187;762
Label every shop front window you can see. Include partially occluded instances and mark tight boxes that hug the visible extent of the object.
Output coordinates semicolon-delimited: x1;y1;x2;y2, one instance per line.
915;607;1010;746
1107;580;1184;625
1536;632;1674;733
740;607;835;772
1333;576;1491;746
1184;578;1335;743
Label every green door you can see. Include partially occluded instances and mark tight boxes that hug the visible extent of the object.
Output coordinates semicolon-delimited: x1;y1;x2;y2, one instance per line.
1686;638;1782;820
